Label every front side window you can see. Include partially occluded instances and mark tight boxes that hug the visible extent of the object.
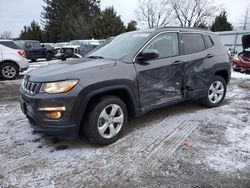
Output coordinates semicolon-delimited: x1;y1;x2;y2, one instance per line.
32;42;42;48
181;33;206;55
144;33;179;58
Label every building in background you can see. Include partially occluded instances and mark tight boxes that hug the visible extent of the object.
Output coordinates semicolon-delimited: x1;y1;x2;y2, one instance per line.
216;30;250;53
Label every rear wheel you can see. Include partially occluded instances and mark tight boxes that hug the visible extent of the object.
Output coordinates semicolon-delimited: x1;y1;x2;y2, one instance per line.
0;62;19;80
84;96;128;145
201;76;227;108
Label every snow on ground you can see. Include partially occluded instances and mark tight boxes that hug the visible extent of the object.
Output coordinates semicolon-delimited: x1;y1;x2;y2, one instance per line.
231;71;250;79
0;66;249;187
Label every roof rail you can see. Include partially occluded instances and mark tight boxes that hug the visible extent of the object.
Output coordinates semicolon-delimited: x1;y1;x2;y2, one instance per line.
157;26;208;31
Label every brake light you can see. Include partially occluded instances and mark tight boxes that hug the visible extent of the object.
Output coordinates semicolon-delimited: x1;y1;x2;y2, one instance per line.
233;55;240;61
18;50;26;58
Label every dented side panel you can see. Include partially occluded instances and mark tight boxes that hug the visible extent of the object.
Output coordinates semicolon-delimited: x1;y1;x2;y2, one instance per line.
135;57;184;111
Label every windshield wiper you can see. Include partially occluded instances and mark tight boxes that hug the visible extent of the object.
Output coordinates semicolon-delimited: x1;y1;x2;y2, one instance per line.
87;56;104;59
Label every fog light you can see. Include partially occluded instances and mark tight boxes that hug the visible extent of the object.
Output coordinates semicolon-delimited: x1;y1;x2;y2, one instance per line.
38;106;66;119
45;111;62;119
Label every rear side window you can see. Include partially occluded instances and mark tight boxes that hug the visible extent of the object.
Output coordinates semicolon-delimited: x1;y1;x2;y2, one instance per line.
145;32;179;58
203;35;214;48
181;33;206;55
0;41;20;49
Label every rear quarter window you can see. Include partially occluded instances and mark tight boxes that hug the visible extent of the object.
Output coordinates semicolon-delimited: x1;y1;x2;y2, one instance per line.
0;41;20;50
203;35;214;48
181;33;206;55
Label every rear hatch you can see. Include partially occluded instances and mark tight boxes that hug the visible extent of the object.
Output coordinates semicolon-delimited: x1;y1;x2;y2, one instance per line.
242;34;250;49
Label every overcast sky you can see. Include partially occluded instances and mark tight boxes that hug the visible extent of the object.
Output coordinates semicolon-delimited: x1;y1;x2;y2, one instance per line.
0;0;249;38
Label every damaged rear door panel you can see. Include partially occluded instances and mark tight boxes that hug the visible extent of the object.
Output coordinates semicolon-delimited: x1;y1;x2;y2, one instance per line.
179;33;216;98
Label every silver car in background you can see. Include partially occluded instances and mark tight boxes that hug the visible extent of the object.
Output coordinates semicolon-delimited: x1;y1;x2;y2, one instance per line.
0;40;29;80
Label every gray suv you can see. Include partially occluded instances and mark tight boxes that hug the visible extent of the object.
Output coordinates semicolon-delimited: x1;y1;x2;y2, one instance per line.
20;27;231;145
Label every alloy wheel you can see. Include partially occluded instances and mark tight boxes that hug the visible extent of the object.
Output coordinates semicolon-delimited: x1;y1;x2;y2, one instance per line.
97;104;124;139
2;65;16;79
208;81;225;104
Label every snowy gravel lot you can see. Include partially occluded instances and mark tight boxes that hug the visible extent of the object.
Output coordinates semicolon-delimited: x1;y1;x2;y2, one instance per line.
0;61;250;187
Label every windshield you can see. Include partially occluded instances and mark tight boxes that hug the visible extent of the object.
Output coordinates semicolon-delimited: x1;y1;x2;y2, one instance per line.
67;41;82;46
86;32;150;60
54;43;67;47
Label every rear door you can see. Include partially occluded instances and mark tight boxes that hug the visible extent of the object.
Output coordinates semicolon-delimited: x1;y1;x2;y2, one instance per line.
134;32;185;111
179;32;211;97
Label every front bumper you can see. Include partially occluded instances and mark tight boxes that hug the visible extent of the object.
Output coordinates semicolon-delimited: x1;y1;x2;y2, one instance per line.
19;88;82;140
20;67;28;72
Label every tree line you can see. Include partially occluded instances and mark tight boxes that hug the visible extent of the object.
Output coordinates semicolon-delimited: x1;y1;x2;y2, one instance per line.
16;0;250;42
19;0;137;42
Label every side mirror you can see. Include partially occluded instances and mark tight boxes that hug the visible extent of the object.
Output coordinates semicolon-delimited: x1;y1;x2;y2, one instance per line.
26;44;32;48
42;44;45;48
137;49;159;61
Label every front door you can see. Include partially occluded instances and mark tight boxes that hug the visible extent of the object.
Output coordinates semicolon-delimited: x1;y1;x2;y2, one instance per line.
134;32;184;111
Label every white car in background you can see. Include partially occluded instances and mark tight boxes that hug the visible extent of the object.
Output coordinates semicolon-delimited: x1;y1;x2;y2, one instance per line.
61;39;100;60
0;40;29;80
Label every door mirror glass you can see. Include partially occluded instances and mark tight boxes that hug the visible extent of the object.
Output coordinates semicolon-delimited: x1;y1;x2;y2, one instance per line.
26;44;32;48
137;49;159;61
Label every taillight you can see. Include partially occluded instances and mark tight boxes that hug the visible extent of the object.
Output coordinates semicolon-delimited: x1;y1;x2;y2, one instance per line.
18;50;26;58
233;55;240;61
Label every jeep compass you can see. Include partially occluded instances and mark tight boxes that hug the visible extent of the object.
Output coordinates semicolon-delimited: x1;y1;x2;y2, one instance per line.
20;27;231;145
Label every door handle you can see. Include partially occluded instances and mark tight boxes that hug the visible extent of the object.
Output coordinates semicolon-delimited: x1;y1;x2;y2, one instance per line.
206;54;214;58
172;60;183;65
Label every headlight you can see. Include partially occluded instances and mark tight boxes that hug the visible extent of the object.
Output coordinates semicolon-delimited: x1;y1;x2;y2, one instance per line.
41;80;78;94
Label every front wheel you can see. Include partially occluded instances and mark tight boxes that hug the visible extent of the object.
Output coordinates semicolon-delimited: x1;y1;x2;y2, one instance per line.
0;62;19;80
201;76;227;108
84;96;128;145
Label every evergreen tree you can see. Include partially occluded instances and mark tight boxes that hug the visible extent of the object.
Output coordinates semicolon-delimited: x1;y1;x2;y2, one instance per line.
42;0;100;42
19;21;44;41
60;0;101;40
210;11;233;32
41;0;79;42
89;7;126;38
126;20;138;32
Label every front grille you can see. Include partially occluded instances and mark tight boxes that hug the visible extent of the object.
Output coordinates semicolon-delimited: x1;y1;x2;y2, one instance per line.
22;80;40;95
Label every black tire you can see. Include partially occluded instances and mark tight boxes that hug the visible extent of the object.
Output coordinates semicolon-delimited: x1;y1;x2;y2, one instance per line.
46;52;53;61
201;76;227;108
31;59;37;62
61;55;66;61
233;69;240;72
83;95;128;145
0;62;19;80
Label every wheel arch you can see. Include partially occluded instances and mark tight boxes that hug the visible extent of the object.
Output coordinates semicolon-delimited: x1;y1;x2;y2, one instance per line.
0;60;20;69
214;69;229;84
77;84;140;132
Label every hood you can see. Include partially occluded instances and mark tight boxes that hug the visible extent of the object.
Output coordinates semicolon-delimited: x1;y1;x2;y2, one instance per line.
242;34;250;49
27;58;116;82
62;45;80;49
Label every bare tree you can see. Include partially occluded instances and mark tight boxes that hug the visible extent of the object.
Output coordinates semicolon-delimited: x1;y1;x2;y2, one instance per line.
136;0;172;29
0;31;12;39
240;5;250;30
170;0;219;27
